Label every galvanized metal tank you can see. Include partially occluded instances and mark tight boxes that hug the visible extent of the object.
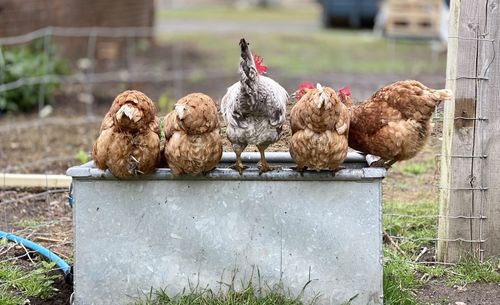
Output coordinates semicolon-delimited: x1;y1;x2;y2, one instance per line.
67;152;385;305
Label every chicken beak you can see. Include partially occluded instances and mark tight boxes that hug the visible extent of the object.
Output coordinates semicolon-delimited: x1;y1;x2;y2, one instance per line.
175;104;187;120
116;105;139;122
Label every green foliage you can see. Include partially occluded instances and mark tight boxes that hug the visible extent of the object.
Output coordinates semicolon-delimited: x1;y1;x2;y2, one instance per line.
0;261;57;303
158;90;176;114
0;41;69;113
74;149;90;164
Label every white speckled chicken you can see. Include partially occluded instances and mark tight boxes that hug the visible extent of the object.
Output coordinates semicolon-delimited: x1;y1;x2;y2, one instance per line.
92;90;161;178
221;38;288;174
289;84;350;173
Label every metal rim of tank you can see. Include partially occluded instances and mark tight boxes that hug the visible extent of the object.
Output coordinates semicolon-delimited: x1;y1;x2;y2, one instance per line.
67;152;386;181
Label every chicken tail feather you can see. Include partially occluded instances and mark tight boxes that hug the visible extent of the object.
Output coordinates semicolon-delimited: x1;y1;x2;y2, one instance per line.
431;89;453;102
239;38;255;81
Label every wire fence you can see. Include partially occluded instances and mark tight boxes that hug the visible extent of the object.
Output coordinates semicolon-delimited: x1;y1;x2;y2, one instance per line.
0;26;449;268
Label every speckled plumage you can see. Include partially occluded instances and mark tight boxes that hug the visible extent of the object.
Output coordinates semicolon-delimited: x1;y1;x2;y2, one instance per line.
221;38;288;173
92;90;161;178
345;80;452;165
164;93;222;176
289;85;350;172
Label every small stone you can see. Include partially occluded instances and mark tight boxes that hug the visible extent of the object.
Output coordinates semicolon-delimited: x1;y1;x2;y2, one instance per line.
455;302;467;305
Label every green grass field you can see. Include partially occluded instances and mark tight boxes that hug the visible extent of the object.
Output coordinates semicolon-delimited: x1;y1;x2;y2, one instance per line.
158;6;319;22
157;31;446;75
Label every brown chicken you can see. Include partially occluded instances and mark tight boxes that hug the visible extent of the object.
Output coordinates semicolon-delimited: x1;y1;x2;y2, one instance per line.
289;83;350;173
338;80;452;168
164;93;222;176
92;90;161;178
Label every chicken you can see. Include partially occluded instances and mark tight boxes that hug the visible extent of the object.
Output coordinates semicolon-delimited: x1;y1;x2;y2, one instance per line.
221;38;288;174
338;80;452;168
92;90;160;178
289;83;350;173
163;93;222;176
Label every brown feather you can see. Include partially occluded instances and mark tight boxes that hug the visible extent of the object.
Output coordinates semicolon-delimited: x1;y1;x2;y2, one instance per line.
92;90;161;178
289;86;350;171
348;80;451;161
163;93;222;176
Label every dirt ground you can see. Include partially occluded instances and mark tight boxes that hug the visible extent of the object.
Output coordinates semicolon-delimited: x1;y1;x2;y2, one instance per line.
418;280;500;305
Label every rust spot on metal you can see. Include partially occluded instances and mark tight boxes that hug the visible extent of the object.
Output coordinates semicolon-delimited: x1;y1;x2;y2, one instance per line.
454;98;476;129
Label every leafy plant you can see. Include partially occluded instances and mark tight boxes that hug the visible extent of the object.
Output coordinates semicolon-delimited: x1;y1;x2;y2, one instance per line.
0;261;58;303
74;149;90;164
0;41;69;113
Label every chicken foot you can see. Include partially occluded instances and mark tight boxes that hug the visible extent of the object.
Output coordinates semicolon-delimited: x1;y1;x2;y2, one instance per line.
127;155;144;176
369;157;397;169
230;145;248;175
257;145;280;174
331;166;345;176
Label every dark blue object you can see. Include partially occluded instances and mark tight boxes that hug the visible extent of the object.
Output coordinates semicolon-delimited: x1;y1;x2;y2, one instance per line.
0;231;73;284
317;0;381;28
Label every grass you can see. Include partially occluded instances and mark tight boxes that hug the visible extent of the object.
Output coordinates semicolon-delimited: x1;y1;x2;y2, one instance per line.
384;199;438;255
131;278;317;305
383;197;500;305
446;255;500;286
157;6;319;22
0;261;57;304
402;163;431;176
156;31;447;75
384;249;421;305
13;219;47;229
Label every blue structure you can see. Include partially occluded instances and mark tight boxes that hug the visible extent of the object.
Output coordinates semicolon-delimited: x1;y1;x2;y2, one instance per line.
317;0;381;28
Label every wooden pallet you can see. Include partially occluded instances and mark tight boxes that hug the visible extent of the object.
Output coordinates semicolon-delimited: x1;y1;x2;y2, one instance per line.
384;0;443;39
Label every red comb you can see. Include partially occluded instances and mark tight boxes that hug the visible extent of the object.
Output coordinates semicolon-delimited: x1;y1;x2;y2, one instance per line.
338;87;351;97
298;81;314;90
252;52;267;75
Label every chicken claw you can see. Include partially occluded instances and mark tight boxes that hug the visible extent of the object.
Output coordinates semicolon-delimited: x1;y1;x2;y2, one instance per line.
257;161;280;175
369;158;396;169
291;165;307;176
230;162;248;175
257;145;280;175
331;166;345;176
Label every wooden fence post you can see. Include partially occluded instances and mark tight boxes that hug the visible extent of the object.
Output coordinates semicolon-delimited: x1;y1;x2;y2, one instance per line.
438;0;500;263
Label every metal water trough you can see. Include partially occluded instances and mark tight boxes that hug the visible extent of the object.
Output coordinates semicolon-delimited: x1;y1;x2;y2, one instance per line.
67;152;385;305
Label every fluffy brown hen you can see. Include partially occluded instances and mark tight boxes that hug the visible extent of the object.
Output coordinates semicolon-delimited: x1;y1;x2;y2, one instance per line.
164;93;222;176
339;80;452;168
92;90;161;178
289;84;350;172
